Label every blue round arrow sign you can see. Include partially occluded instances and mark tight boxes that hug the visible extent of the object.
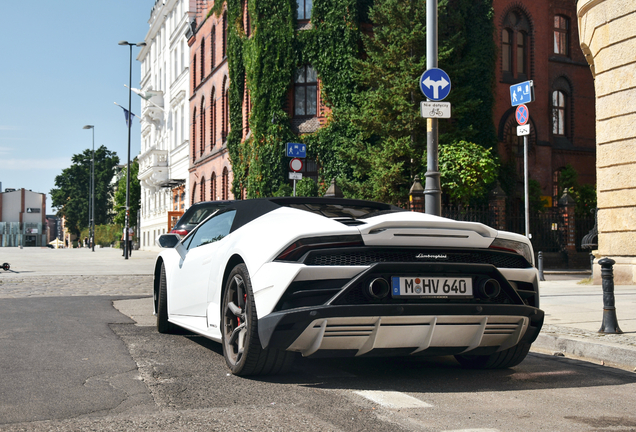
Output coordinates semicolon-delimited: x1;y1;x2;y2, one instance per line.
420;68;451;101
515;104;529;126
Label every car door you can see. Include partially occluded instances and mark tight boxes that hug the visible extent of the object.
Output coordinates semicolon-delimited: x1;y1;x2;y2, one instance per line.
170;209;237;317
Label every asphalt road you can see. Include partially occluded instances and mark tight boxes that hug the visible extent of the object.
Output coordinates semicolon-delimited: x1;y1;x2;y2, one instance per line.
2;291;636;431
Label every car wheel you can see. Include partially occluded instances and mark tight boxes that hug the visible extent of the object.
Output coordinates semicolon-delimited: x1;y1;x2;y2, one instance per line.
454;341;531;369
157;262;177;334
222;264;294;376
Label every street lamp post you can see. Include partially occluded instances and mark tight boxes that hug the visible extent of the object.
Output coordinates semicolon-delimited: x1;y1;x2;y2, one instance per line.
118;40;146;260
82;124;95;252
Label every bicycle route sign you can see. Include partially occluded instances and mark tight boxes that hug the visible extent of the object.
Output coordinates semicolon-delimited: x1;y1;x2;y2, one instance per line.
515;104;529;125
420;68;451;101
421;101;451;118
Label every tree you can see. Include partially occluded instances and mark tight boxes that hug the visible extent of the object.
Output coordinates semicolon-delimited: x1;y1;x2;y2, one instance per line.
114;158;141;228
51;146;119;236
424;141;498;207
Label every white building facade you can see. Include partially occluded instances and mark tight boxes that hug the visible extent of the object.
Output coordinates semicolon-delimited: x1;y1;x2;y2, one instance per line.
137;0;191;251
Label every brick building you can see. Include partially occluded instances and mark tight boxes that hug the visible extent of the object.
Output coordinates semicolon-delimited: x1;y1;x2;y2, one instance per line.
187;1;234;204
492;0;596;207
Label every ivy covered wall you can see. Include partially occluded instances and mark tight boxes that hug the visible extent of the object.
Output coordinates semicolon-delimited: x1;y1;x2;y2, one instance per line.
217;0;497;203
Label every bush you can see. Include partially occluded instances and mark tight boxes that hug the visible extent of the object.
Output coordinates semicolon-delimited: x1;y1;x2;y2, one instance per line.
80;224;123;247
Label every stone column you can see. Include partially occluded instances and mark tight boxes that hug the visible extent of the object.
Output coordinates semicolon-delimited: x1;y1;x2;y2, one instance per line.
578;0;636;283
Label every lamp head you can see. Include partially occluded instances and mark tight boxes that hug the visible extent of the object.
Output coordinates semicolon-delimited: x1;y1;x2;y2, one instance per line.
136;42;147;47
83;125;94;130
118;41;129;46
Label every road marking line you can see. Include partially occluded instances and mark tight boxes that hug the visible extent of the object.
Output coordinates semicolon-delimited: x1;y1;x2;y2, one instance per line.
353;390;433;408
442;429;501;432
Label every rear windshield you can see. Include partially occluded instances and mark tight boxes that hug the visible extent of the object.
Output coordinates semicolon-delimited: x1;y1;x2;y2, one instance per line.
284;203;404;219
183;205;227;226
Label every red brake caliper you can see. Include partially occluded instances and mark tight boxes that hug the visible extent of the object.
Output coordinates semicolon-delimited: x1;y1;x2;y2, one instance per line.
236;294;247;326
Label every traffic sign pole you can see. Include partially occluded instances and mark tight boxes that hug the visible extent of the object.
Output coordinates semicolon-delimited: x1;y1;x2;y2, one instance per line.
424;0;441;216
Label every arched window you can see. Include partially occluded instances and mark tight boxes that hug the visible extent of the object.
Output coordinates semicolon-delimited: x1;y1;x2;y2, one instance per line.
200;97;206;156
222;78;229;140
222;12;228;58
552;90;566;136
200;38;205;79
502;29;512;73
501;10;531;80
211;87;217;148
222;167;229;200
192;55;197;90
192;108;197;162
191;182;197;204
554;15;569;56
200;177;206;202
294;65;318;116
211;173;217;201
211;26;216;69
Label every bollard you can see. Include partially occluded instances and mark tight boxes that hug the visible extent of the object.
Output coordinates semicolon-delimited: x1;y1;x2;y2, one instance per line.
598;258;622;334
538;251;545;281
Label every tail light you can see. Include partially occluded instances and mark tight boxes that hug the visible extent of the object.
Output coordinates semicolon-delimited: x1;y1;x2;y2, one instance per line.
275;235;364;262
489;238;533;265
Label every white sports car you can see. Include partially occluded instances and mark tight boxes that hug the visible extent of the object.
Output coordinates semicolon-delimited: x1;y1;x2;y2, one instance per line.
154;197;544;376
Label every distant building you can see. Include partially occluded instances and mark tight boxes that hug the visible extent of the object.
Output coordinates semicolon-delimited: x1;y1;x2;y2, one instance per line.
492;0;596;207
137;0;192;250
0;188;47;247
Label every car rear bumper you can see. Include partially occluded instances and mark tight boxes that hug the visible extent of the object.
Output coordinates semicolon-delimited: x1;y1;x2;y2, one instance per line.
258;303;544;358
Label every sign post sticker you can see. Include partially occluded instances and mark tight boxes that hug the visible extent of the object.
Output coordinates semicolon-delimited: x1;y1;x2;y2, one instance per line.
289;172;302;180
421;101;451;118
517;124;530;136
515;104;529;125
286;142;306;158
510;80;534;106
420;68;451;101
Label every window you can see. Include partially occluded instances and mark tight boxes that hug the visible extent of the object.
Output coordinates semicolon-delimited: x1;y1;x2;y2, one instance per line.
294;65;317;116
201;177;206;202
222;167;229;200
552;90;566;136
502;29;512;73
192;108;197;162
211;87;217;147
192;55;197;90
211;173;217;200
516;32;526;76
200;38;206;79
554;15;569;56
185;210;236;250
200;97;206;156
191;182;197;204
222;80;229;140
211;26;216;69
297;0;312;20
223;12;228;58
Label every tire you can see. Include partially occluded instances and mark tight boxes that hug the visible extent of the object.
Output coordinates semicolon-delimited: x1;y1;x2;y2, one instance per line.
157;263;177;334
454;342;531;369
222;264;295;376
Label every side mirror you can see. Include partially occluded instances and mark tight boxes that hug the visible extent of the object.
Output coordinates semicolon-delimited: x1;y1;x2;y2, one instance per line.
156;234;187;260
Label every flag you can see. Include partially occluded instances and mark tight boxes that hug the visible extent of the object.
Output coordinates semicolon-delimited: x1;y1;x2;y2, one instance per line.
114;102;137;128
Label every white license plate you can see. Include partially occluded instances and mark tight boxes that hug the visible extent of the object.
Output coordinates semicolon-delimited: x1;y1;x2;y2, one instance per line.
391;277;473;297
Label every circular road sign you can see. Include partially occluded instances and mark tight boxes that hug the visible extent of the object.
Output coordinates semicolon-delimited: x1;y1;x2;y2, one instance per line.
515;104;529;126
420;68;452;101
290;157;303;172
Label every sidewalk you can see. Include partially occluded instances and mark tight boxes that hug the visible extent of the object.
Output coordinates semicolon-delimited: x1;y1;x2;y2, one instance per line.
1;247;635;370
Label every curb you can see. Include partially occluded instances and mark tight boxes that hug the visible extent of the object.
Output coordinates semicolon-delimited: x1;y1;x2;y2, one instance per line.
532;325;636;371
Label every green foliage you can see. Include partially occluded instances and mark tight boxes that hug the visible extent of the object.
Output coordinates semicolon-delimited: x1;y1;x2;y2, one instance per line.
295;177;319;197
272;183;293;197
113;159;141;226
529;179;548;213
223;0;497;206
50;146;119;236
558;164;578;192
80;224;123;247
556;164;597;217
423;141;498;207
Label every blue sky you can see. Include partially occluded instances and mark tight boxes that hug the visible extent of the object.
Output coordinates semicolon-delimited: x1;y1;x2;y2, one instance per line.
0;1;155;213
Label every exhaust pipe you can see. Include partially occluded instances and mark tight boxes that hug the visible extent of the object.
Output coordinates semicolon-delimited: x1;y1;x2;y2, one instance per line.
479;278;501;299
368;278;390;299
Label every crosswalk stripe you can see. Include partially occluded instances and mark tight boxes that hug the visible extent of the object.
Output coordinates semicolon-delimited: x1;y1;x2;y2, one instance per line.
353;390;433;408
